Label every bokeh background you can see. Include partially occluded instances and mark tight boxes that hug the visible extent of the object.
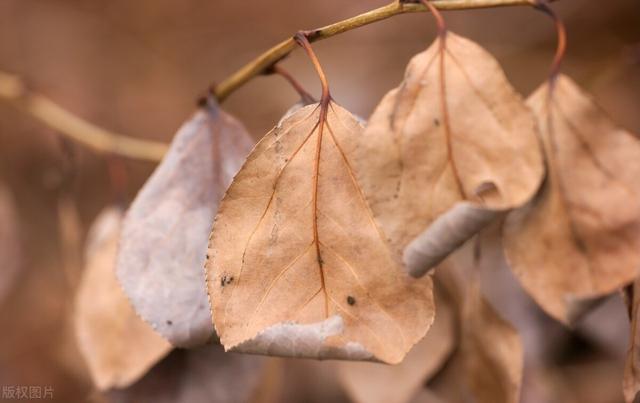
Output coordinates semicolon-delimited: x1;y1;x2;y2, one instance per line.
0;0;638;402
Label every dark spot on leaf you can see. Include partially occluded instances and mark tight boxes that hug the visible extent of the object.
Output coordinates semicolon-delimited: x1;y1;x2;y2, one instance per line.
347;296;356;306
220;274;234;287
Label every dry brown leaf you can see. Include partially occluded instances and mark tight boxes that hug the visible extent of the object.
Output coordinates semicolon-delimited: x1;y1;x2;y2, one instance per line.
475;223;630;403
430;243;522;403
474;222;568;367
75;207;171;391
0;183;21;306
337;287;455;403
461;281;523;403
352;32;543;277
105;344;276;403
625;279;640;403
503;74;640;324
207;102;435;364
117;100;253;347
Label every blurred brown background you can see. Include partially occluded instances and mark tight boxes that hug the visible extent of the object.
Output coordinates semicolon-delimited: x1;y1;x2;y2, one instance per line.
0;0;638;402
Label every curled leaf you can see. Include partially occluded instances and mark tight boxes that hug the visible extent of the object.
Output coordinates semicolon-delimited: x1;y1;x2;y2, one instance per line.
337;288;456;403
117;101;253;347
503;75;640;324
352;32;543;276
404;203;500;277
207;102;434;364
0;183;21;305
74;207;171;391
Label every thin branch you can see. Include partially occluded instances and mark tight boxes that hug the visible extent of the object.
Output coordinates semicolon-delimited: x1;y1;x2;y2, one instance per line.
0;71;168;162
212;0;538;101
0;0;539;161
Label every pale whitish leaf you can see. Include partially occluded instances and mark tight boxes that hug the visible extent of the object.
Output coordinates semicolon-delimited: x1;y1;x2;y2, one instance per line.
117;101;253;347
